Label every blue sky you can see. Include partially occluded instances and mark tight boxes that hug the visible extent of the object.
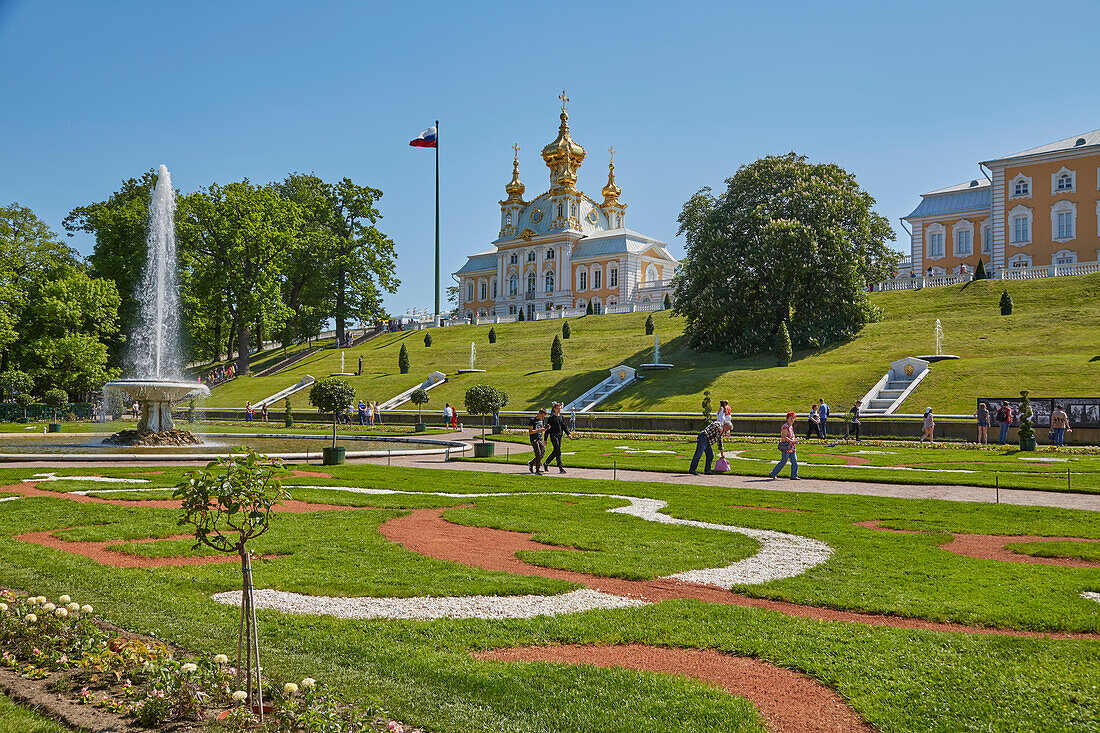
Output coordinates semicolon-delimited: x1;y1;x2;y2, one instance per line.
3;0;1099;316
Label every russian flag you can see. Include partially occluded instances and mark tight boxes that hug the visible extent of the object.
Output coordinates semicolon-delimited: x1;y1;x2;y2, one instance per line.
409;126;437;148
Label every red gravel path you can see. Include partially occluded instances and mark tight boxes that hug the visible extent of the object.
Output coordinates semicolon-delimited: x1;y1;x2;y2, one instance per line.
13;530;251;568
856;520;1100;568
379;508;1100;640
474;644;874;733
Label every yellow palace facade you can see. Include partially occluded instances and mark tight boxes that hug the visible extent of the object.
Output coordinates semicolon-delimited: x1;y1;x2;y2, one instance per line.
905;129;1100;275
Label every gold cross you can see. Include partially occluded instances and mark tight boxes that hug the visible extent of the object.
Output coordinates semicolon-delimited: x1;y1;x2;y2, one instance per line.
512;142;520;161
608;146;615;162
558;90;569;111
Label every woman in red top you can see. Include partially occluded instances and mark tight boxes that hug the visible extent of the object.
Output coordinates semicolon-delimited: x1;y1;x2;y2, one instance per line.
768;411;799;480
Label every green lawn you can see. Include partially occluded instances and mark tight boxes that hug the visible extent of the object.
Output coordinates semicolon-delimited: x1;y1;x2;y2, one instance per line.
1;463;1099;731
0;693;72;733
477;433;1100;494
1009;540;1100;562
202;273;1100;416
0;419;449;436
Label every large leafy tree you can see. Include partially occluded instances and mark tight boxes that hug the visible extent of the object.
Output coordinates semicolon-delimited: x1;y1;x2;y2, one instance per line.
673;153;897;354
64;171;157;367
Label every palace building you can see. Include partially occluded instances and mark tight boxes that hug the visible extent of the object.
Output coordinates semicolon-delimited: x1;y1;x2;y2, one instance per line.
455;95;679;320
905;128;1100;275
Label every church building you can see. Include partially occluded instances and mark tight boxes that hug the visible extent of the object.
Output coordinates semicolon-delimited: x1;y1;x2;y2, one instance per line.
455;95;679;320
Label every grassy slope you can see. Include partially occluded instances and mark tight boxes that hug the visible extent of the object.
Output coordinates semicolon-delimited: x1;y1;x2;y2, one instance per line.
203;272;1100;417
0;465;1098;731
0;693;72;733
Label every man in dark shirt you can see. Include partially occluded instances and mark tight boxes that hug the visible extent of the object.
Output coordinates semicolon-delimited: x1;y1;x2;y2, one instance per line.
688;420;729;475
542;402;570;473
528;408;548;474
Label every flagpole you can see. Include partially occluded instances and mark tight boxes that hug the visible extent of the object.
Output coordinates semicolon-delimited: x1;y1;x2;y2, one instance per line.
434;119;440;322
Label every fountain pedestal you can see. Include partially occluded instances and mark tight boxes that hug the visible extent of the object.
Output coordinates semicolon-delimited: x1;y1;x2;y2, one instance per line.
103;379;209;445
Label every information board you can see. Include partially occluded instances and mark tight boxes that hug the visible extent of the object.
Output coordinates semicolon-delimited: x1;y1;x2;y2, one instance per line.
979;397;1100;429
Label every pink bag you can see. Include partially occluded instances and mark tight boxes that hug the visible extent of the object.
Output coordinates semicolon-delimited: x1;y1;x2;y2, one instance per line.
714;457;730;472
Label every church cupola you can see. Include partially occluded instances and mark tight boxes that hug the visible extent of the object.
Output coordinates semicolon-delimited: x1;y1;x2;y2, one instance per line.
601;146;622;205
541;91;586;194
504;143;525;203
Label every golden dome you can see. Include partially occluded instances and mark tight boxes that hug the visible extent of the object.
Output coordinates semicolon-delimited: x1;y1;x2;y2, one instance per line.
601;147;621;205
541;91;585;193
504;143;525;202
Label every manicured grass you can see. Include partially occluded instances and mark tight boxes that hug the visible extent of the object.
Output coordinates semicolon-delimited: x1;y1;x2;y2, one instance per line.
1009;540;1100;562
202;273;1100;414
0;693;72;733
477;433;1100;494
1;464;1099;730
0;419;449;436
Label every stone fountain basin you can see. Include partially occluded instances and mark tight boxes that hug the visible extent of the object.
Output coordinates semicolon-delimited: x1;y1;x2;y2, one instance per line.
104;379;210;403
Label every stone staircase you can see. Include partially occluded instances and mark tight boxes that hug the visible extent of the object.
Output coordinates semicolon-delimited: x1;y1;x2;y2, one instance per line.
859;357;931;415
564;366;637;413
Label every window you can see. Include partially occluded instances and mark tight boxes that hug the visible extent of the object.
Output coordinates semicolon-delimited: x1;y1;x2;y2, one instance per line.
1010;173;1031;199
1009;254;1032;268
545;273;554;292
927;232;945;257
527;250;535;262
570;202;576;217
1053;249;1077;265
953;222;972;257
509;253;518;264
466;283;473;302
505;212;512;226
527;274;536;293
508;305;516;315
609;268;618;287
982;219;992;254
616;214;622;228
479;281;486;300
491;280;498;298
1052;200;1077;241
593;268;601;289
509;276;518;296
578;270;587;290
1052;167;1075;194
1008;205;1032;244
546;301;553;311
1014;179;1029;197
645;264;659;281
546;248;554;260
557;203;563;218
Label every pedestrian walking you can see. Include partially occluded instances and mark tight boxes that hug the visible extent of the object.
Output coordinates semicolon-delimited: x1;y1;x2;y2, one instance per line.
717;400;733;429
357;400;366;425
260;403;268;423
357;355;363;376
1050;405;1072;447
995;402;1013;445
373;401;382;425
920;407;935;443
569;409;577;434
443;403;452;427
366;400;374;426
806;404;820;440
245;401;253;423
688;419;729;476
542;402;570;474
975;402;990;444
450;406;459;429
848;401;861;440
768;412;800;480
528;408;549;474
817;398;830;439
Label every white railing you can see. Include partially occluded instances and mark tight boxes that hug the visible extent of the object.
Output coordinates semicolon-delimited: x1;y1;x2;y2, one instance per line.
636;279;673;290
534;308;586;320
875;260;1100;291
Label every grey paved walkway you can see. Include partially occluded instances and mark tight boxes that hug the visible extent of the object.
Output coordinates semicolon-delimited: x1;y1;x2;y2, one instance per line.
7;428;1099;512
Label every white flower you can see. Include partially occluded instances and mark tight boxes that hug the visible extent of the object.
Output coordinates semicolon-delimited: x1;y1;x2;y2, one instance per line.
283;682;298;695
0;603;7;612
54;607;68;618
180;663;198;674
66;602;79;612
24;614;37;623
35;596;46;605
81;605;93;614
300;677;315;689
214;654;229;665
231;690;248;702
42;603;55;612
59;595;71;604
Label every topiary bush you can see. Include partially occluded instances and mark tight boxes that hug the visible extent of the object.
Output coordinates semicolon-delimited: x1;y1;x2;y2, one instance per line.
309;378;355;448
1000;289;1013;315
701;390;712;419
586;302;594;316
974;259;987;279
775;321;792;366
424;332;432;347
551;335;564;370
464;384;509;441
1017;389;1035;448
518;309;526;321
409;387;430;422
42;388;68;421
398;343;410;374
562;320;571;339
488;327;497;344
663;293;672;310
645;314;654;335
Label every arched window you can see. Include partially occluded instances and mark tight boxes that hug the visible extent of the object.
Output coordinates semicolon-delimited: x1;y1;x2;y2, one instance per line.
1052;200;1077;242
527;250;535;262
570;202;576;217
609;267;618;287
1053;249;1077;265
616;214;622;228
645;264;659;281
593;266;601;289
491;278;498;299
1009;205;1032;245
546;248;555;260
509;253;518;264
509;275;518;296
466;282;473;302
527;273;536;293
1052;167;1075;194
1009;254;1032;268
577;269;587;290
545;273;554;292
952;220;973;257
505;212;512;226
479;280;486;300
981;218;992;255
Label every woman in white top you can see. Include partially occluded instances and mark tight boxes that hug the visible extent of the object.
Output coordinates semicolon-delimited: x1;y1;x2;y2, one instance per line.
920;407;935;443
717;400;733;427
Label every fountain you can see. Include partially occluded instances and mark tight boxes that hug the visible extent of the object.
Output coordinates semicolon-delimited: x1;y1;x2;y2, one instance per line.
330;350;354;376
103;165;209;445
457;341;485;374
916;317;958;363
640;332;674;370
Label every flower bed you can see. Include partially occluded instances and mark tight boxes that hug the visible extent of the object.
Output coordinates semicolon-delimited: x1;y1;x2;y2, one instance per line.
0;590;421;732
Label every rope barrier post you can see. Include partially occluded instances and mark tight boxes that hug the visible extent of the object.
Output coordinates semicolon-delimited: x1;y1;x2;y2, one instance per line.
995;472;999;504
613;460;617;481
388;450;391;466
1068;468;1071;492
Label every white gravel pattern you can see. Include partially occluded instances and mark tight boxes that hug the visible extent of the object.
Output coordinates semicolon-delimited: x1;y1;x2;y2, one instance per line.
212;588;645;620
1082;592;1100;605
